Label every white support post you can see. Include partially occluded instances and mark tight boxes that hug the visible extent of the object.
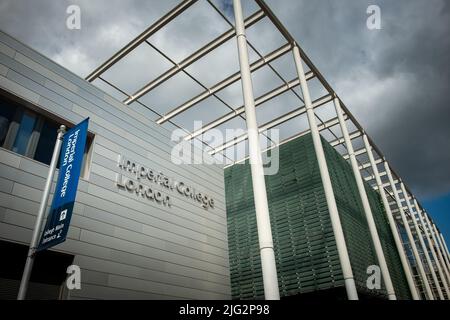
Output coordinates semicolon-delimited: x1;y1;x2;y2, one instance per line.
334;100;396;300
427;217;450;292
432;223;450;277
232;0;280;300
384;162;434;300
363;135;419;299
399;183;444;300
292;45;358;300
438;232;450;271
414;199;450;299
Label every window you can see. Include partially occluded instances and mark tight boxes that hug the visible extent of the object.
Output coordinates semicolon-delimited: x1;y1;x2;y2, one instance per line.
0;94;93;178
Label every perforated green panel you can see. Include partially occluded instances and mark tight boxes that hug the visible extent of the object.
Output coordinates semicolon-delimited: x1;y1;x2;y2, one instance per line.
225;133;410;300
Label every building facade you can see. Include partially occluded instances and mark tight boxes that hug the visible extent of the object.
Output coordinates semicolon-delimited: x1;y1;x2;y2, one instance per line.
0;30;231;300
225;133;411;300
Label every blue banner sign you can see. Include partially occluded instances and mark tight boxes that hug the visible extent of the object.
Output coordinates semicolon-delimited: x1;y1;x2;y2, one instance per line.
37;118;89;251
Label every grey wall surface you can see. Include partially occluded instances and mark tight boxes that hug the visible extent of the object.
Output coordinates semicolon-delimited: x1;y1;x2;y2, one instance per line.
0;30;231;300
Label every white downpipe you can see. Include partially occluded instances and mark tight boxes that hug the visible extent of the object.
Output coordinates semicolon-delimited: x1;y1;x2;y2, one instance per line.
232;0;280;300
399;183;444;300
413;199;450;299
363;135;419;300
292;45;358;300
334;100;396;300
384;162;434;300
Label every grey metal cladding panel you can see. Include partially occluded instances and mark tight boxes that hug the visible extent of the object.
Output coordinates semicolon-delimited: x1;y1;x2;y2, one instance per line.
0;149;22;168
38;96;84;124
1;208;81;241
15;156;89;193
0;176;14;193
74;254;230;295
0;63;8;77
0;219;80;246
14;52;78;92
92;135;225;203
88;160;227;223
92;139;225;203
81;192;228;256
83;200;228;255
107;274;229;300
1;36;223;182
75;190;227;244
0;74;40;104
84;200;228;256
0;164;47;192
90;150;226;210
77;108;223;190
79;229;229;275
0;222;31;244
6;70;74;110
0;52;47;85
83;202;228;251
0;32;107;102
0;35;222;179
71;209;228;265
104;248;231;286
0;41;15;58
89;153;226;212
80;269;110;287
83;184;227;241
70;283;180;300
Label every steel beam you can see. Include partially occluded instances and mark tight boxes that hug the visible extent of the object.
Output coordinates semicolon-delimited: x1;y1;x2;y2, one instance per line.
385;162;434;299
156;43;292;124
184;74;313;141
293;44;358;300
363;134;419;299
233;0;279;300
399;183;445;299
124;9;266;105
428;218;450;294
335;99;396;299
86;0;198;82
414;199;450;299
209;94;332;155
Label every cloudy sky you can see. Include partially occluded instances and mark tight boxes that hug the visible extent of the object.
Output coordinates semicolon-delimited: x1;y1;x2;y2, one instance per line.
0;0;449;236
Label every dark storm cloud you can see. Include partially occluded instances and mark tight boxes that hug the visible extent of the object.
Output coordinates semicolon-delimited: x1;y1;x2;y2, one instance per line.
0;0;449;199
266;0;450;199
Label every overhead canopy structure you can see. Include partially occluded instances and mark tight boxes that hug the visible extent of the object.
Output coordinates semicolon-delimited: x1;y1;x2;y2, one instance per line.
85;0;450;300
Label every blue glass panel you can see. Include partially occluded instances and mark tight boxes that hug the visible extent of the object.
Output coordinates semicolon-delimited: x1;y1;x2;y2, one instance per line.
12;112;36;155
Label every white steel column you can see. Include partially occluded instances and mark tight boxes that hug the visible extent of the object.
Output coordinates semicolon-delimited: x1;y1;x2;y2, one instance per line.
413;199;450;299
335;99;396;299
427;217;450;289
433;224;450;275
363;135;419;299
232;0;280;300
399;183;444;299
384;162;434;300
438;232;450;270
293;45;358;300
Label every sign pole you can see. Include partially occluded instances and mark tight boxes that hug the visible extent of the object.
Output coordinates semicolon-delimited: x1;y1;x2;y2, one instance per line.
17;125;66;300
